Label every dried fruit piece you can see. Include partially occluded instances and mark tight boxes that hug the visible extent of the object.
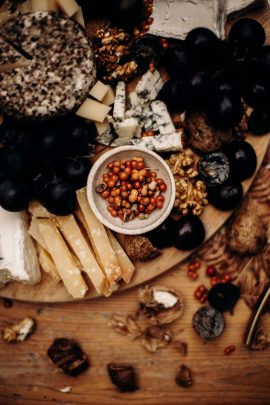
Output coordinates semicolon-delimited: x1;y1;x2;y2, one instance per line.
138;285;183;325
122;235;161;261
2;317;35;343
107;363;138;392
47;338;89;376
141;326;172;352
208;283;240;312
174;340;188;356
192;306;225;339
175;365;193;388
197;152;230;187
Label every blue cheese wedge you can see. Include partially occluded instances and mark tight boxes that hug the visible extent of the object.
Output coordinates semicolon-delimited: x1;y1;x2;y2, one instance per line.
136;69;163;101
0;208;41;287
95;125;114;146
151;100;176;135
131;132;183;152
113;81;126;121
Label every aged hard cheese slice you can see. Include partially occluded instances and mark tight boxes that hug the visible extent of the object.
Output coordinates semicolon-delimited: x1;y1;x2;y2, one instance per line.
89;81;109;102
31;0;58;11
76;99;111;122
72;7;85;27
36;244;61;283
36;219;88;298
107;230;135;284
95;119;110;136
56;215;107;295
102;86;115;105
76;188;122;289
54;0;79;16
113;81;126;121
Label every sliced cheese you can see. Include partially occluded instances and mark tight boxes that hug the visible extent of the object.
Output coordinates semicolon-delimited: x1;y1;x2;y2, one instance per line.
95;119;110;136
76;98;111;123
76;188;122;287
29;217;47;251
102;86;115;106
28;200;54;219
54;0;79;16
107;230;135;284
31;0;58;11
56;215;106;295
89;81;109;102
72;7;85;27
36;244;61;283
36;219;88;298
113;81;126;121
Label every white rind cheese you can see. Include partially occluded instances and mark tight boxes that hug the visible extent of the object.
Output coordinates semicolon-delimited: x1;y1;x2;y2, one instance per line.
151;100;176;135
113;81;126;121
136;69;163;101
0;208;41;287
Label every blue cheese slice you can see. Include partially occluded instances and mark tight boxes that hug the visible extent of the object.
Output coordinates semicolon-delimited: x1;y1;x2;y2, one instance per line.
131;132;183;152
95;125;114;146
136;69;163;101
151;100;176;135
113;81;126;121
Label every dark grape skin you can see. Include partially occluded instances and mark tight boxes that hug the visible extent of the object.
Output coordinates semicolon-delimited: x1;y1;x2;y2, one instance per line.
30;163;55;200
257;45;270;67
185;27;220;69
157;79;187;112
248;108;270;135
37;126;64;162
42;179;76;216
130;34;163;72
107;0;145;30
208;180;243;211
212;70;241;99
173;215;205;251
55;157;92;190
242;77;270;108
163;40;189;78
223;141;257;182
208;283;240;312
185;70;212;110
0;179;30;212
229;18;266;56
147;216;176;248
2;147;30;179
65;118;96;157
206;92;244;130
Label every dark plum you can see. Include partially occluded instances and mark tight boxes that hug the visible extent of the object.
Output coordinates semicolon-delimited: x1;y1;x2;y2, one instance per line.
223;140;257;181
108;0;145;30
130;34;163;72
2;148;30;179
185;70;212;110
208;283;241;312
0;179;30;212
30;162;55;200
37;126;64;162
212;70;241;99
207;92;244;129
42;179;76;216
185;27;220;69
248;108;270;135
174;215;205;251
257;45;270;67
163;41;188;78
208;180;243;211
229;18;265;56
147;216;176;248
55;157;92;190
157;79;187;112
66;118;96;157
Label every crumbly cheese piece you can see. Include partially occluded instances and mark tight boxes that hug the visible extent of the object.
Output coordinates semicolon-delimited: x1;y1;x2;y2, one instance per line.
113;117;139;139
0;208;40;287
125;102;153;126
131;132;183;152
54;0;79;16
113;81;126;121
107;230;135;284
36;244;61;283
72;7;85;27
95;125;114;146
31;0;58;11
102;86;115;105
151;100;176;135
89;81;109;102
36;219;88;298
136;69;163;101
56;215;106;294
76;98;111;123
95;119;110;136
76;188;122;287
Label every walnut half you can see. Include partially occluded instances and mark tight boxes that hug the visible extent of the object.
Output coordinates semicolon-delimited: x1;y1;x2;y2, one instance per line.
2;317;35;343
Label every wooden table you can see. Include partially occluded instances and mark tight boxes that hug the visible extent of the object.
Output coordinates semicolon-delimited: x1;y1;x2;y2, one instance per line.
1;5;270;405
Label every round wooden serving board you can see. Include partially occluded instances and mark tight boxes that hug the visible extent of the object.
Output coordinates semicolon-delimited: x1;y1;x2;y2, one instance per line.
0;134;268;302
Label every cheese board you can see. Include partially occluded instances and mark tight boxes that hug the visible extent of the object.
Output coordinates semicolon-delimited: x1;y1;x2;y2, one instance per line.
1;0;270;303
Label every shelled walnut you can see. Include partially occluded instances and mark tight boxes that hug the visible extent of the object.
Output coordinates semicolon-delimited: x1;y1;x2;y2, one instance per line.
166;151;208;216
2;317;35;343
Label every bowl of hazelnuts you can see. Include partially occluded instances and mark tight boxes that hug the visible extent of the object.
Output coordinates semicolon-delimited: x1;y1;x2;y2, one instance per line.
87;146;175;235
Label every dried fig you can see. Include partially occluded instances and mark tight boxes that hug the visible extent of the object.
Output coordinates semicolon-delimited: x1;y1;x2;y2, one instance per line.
175;365;193;388
107;363;138;392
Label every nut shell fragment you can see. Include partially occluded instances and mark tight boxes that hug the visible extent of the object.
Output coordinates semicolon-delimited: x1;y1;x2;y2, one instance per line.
175;365;193;388
141;326;172;352
2;317;35;343
138;285;183;325
192;306;225;339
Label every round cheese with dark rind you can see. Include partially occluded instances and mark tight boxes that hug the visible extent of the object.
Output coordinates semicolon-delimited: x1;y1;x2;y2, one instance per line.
0;12;96;120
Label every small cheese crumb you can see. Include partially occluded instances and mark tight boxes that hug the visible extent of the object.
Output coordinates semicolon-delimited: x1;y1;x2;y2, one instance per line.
60;387;72;393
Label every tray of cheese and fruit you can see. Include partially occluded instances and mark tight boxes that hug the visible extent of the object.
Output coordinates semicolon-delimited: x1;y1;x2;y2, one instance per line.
0;0;269;302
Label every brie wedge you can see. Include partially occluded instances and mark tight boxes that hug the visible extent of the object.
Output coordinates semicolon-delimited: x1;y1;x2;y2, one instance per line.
0;207;40;287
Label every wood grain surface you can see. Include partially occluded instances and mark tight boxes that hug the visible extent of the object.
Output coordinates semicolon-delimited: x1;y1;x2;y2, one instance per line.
0;133;268;302
1;4;270;405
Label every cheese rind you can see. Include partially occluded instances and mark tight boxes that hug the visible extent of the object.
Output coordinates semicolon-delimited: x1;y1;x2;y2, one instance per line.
89;81;109;102
54;0;79;16
76;98;111;122
36;219;88;298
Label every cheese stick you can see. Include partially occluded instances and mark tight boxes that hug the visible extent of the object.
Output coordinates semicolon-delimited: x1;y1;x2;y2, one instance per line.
36;244;61;283
76;188;122;288
36;219;88;299
107;230;135;284
56;215;107;295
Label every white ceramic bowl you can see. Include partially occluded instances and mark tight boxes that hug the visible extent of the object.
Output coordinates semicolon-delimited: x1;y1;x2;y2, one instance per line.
87;146;176;235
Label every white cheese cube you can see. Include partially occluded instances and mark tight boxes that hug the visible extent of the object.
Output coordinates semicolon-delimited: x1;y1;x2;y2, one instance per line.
89;81;109;102
113;81;126;121
102;86;115;105
76;98;111;123
55;0;79;17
